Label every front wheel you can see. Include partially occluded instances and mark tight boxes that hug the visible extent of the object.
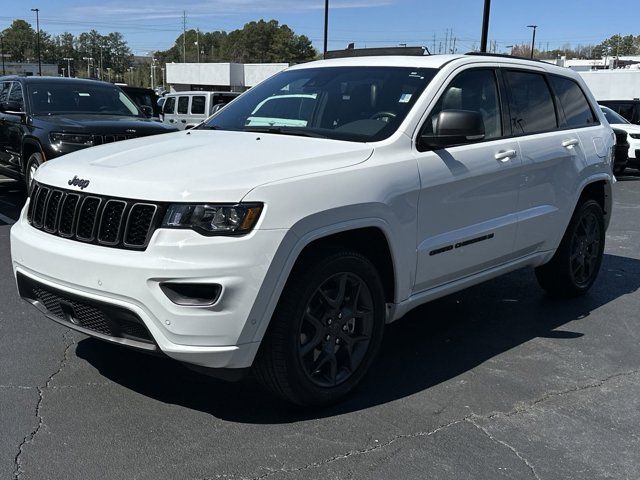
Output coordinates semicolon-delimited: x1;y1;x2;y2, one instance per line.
535;199;605;297
24;152;43;191
253;249;386;406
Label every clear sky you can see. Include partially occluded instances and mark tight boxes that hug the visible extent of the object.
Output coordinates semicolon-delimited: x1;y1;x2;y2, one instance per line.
1;0;639;56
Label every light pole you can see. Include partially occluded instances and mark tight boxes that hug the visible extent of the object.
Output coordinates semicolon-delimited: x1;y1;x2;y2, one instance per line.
82;57;93;78
527;25;537;59
480;0;491;53
63;57;73;77
505;45;513;55
323;0;329;56
161;66;165;90
31;8;42;75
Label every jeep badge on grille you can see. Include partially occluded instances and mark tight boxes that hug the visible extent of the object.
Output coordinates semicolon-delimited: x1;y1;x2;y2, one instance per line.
68;176;90;190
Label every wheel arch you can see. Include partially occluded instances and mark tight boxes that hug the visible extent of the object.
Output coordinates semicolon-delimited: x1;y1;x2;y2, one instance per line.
21;138;45;172
242;215;404;348
576;175;613;230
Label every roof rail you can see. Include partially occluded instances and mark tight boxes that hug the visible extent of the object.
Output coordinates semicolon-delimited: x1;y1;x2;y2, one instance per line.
324;46;430;60
464;52;546;63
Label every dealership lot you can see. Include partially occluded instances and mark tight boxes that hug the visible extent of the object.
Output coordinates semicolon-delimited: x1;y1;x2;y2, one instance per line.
1;174;639;479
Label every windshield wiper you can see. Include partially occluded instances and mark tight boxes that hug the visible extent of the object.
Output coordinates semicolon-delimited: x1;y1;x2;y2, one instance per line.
242;126;327;138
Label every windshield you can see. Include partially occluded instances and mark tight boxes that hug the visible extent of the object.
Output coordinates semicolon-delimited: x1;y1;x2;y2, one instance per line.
601;106;629;125
200;66;438;142
28;82;141;116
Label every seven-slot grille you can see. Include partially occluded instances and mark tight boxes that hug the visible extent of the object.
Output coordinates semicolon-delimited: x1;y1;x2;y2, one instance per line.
27;182;162;250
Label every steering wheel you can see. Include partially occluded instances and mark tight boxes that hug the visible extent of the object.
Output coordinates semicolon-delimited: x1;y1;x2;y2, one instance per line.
370;111;397;122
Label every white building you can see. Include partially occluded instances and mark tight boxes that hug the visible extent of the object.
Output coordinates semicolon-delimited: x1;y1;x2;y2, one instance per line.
165;62;288;92
579;70;640;100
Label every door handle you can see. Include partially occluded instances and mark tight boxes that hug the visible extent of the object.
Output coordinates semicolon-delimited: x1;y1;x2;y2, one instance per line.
495;149;517;162
562;138;580;148
181;119;186;123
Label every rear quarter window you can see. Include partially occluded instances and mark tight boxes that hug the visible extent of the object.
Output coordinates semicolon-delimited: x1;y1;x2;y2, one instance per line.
549;75;597;128
191;96;206;114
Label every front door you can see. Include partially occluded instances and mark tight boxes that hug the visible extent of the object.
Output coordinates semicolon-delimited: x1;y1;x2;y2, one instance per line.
413;67;522;292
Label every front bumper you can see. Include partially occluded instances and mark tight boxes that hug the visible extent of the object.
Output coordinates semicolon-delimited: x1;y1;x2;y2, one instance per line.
10;205;287;369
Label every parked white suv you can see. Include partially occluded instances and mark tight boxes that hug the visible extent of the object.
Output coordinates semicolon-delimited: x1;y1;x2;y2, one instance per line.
161;91;240;129
11;54;615;405
600;105;640;172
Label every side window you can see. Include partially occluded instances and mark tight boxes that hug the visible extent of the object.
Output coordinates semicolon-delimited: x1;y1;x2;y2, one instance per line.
163;96;175;114
549;76;596;128
177;96;189;115
422;69;502;141
191;96;206;114
0;82;10;105
7;82;24;110
504;71;557;135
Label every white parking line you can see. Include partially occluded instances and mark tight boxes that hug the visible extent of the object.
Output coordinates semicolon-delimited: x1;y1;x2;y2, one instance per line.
0;212;16;225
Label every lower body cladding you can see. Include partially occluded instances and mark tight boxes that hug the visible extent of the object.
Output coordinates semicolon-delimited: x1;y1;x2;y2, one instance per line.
10;215;289;376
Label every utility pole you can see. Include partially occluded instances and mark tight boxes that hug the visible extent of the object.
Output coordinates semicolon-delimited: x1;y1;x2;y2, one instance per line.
99;46;103;80
452;37;457;54
323;0;329;56
63;57;73;77
444;28;448;54
480;0;491;52
432;33;436;54
182;11;187;63
196;29;200;63
31;8;42;75
527;25;538;59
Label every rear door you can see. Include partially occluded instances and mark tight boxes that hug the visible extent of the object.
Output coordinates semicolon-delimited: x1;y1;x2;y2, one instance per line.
0;81;12;169
188;94;207;127
175;95;190;129
505;69;588;254
413;67;522;292
0;82;26;176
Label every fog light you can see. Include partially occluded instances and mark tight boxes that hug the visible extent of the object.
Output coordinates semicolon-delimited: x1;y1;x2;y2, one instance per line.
160;282;222;306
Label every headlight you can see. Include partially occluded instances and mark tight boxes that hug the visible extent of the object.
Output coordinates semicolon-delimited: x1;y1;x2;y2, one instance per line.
49;132;94;147
161;203;263;235
630;133;640;140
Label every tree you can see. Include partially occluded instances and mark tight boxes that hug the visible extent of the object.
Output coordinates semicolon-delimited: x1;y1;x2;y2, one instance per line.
1;19;37;63
154;19;316;65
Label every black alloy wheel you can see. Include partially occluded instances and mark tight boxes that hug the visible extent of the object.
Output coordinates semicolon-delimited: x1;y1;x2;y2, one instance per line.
298;272;374;388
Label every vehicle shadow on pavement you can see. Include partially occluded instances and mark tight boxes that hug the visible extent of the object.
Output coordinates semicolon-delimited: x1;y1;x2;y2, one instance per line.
76;253;640;422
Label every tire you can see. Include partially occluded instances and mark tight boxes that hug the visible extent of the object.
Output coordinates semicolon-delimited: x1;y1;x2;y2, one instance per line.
253;249;386;406
24;152;43;190
535;199;605;297
613;165;626;176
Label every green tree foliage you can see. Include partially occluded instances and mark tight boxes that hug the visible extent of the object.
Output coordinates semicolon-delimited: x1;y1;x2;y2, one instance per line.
155;19;316;64
1;20;133;79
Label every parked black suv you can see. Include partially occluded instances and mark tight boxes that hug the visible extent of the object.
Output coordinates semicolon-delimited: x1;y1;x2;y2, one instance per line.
0;76;177;187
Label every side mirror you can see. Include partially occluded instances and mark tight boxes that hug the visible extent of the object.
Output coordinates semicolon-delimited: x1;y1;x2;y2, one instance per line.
420;110;485;150
140;105;154;117
1;101;26;116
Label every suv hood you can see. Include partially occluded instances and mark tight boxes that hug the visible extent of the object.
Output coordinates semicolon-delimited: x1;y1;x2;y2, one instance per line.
35;130;373;202
34;114;175;134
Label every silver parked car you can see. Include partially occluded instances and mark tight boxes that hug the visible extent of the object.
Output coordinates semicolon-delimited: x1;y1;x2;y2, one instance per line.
161;91;240;130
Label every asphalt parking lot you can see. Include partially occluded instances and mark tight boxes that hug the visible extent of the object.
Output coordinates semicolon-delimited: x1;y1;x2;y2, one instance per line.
1;173;640;480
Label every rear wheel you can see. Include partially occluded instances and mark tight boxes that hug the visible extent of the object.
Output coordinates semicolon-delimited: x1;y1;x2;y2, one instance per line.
254;249;386;406
535;199;605;297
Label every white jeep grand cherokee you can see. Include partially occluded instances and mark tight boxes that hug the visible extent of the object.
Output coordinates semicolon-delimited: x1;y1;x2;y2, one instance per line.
11;54;615;405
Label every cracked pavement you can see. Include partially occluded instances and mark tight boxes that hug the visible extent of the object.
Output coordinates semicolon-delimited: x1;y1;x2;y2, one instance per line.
1;174;640;479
